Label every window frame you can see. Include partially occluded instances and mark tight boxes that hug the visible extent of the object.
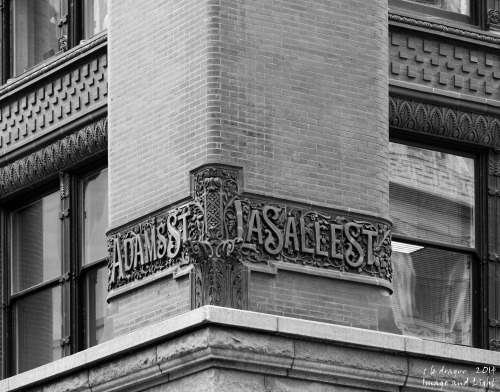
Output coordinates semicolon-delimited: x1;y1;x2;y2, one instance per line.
2;159;108;377
389;0;491;28
389;133;488;348
0;0;106;85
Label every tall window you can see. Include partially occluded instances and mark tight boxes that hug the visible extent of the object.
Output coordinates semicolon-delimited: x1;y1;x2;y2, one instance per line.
400;0;471;15
2;0;109;82
6;166;108;375
389;142;475;346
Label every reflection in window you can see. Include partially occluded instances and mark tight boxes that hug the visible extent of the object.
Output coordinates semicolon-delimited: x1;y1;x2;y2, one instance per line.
11;192;62;294
13;286;64;373
81;167;109;265
86;267;107;347
83;0;109;39
11;0;67;76
402;0;470;15
389;142;474;345
392;242;471;345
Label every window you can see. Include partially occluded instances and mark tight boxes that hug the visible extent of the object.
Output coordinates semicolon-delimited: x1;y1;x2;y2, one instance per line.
399;0;471;15
5;166;108;375
1;0;109;83
389;141;476;346
389;0;479;25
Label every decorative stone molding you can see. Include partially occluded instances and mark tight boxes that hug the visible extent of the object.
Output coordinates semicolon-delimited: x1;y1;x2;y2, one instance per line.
490;339;500;351
488;9;500;31
389;13;500;45
489;150;500;176
389;95;500;147
0;33;107;97
108;165;393;306
0;117;107;197
0;39;107;154
390;30;500;99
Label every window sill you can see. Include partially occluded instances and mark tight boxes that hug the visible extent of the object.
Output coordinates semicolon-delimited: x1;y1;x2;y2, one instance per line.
0;30;107;101
389;10;500;48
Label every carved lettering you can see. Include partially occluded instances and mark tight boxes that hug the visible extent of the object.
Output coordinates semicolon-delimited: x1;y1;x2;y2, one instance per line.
111;238;124;284
314;221;328;257
167;214;181;258
262;206;283;255
300;218;314;254
108;168;392;291
144;227;156;264
133;233;145;268
123;238;135;272
157;224;168;258
247;209;264;244
284;216;299;251
330;224;343;260
344;223;364;268
363;227;378;265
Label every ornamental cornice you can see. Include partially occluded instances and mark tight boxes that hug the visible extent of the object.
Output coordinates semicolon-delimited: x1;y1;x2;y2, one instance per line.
0;117;107;198
0;33;107;98
389;95;500;147
389;13;500;46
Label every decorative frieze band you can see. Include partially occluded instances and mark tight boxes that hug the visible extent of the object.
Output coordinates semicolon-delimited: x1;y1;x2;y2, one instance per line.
0;41;107;154
389;13;500;45
389;95;500;147
0;117;107;197
108;165;393;308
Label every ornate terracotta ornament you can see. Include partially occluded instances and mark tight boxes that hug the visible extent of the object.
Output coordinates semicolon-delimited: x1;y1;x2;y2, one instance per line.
108;165;393;310
390;96;500;147
0;117;107;197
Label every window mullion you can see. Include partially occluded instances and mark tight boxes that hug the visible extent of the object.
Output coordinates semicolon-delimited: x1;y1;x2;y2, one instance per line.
59;172;72;357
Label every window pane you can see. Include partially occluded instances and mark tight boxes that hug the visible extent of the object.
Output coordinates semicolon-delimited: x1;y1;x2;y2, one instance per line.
83;0;109;39
11;191;62;293
82;167;108;264
401;0;470;15
12;0;65;76
389;143;474;248
86;266;107;347
13;286;64;373
392;242;471;345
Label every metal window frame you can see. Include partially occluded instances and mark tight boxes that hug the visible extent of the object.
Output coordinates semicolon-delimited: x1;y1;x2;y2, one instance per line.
389;134;488;349
1;159;108;377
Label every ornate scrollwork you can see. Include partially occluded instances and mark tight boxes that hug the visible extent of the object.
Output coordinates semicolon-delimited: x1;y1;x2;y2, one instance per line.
108;165;393;305
489;150;500;177
488;9;500;28
0;117;108;198
390;96;500;148
490;339;500;351
389;13;500;45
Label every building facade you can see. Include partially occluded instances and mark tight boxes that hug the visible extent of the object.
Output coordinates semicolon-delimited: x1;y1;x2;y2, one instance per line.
0;0;500;391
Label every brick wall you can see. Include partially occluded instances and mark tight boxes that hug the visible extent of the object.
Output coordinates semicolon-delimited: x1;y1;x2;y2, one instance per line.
108;274;190;338
249;270;399;333
108;0;214;227
109;0;390;228
213;0;389;218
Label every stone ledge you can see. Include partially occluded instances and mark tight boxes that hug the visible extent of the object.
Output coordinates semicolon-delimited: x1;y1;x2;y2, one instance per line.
1;306;499;391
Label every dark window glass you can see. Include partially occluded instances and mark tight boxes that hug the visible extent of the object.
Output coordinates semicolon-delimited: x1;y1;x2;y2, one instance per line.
13;286;64;373
11;191;61;293
7;165;108;375
11;0;68;77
